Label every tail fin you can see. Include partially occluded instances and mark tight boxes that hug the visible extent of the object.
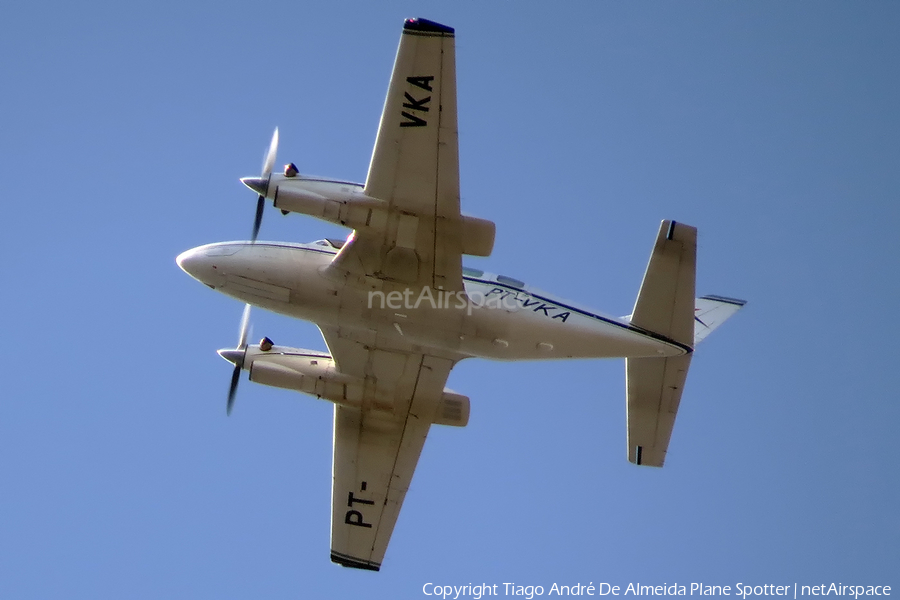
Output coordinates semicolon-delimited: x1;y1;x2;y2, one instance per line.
629;221;697;348
626;220;696;467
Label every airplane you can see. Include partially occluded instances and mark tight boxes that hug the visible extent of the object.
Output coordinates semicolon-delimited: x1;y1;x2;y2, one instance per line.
176;17;745;572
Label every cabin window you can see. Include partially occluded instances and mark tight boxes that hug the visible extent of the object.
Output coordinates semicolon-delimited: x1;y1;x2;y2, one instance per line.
496;275;525;289
462;267;484;278
326;238;346;249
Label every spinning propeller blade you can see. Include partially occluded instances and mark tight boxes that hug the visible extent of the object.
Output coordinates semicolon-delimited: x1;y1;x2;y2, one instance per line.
249;128;279;242
227;364;241;416
221;303;252;416
221;129;281;413
262;127;279;178
251;196;265;242
237;303;251;349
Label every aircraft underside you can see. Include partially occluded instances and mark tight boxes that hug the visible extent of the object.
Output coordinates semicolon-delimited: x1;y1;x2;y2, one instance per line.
176;17;744;572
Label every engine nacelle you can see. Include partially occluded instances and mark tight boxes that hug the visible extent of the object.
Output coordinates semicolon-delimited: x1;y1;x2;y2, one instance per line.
272;186;386;231
266;174;494;258
249;358;367;405
433;391;470;427
244;345;469;426
459;215;495;257
270;176;386;231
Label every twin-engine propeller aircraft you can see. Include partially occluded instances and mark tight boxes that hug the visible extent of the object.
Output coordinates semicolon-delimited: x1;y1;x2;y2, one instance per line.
177;17;745;572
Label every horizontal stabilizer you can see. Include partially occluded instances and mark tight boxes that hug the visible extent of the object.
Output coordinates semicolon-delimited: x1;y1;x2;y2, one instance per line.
626;354;691;467
693;295;746;345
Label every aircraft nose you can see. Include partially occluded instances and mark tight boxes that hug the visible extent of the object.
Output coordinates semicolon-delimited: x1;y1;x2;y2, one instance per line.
176;245;224;287
176;247;203;278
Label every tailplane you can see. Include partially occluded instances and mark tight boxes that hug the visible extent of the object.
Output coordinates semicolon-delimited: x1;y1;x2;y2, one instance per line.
693;295;746;345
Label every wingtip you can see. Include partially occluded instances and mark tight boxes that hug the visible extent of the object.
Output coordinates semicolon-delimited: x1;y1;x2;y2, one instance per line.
331;550;381;571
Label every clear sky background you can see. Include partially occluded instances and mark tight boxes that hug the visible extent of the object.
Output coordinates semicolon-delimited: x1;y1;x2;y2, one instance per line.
2;1;898;598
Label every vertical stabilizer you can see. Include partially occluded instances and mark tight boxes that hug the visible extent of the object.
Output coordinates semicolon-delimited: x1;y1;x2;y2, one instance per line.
630;220;697;347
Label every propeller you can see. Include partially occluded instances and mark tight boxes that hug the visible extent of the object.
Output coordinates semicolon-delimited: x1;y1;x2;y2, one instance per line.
218;129;280;414
242;128;279;242
218;303;252;416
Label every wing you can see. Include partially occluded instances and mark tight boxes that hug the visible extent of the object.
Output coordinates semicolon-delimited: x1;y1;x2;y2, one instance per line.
331;18;464;292
321;325;455;571
364;18;458;216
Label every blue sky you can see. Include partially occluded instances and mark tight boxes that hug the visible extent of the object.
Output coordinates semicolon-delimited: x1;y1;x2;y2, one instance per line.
2;1;898;597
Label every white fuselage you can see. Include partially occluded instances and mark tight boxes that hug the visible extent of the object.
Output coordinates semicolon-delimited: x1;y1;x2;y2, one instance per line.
177;240;689;362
